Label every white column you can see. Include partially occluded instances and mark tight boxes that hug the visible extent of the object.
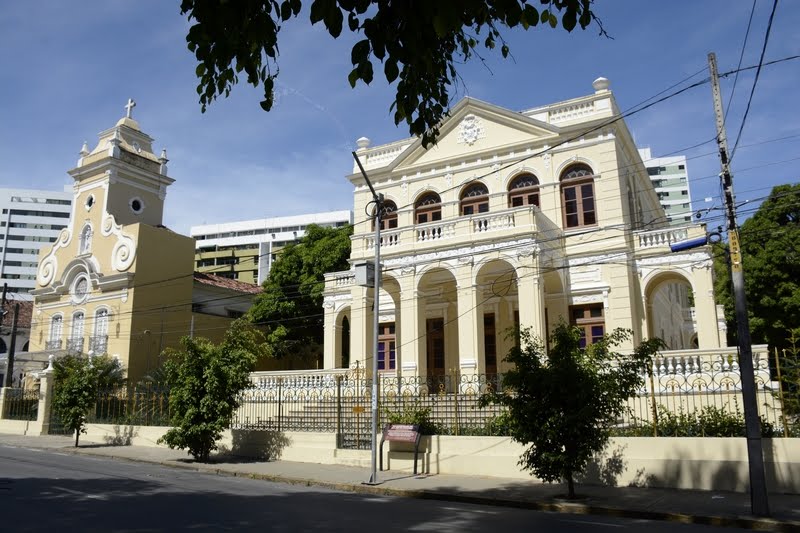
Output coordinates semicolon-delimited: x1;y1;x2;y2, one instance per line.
323;302;337;369
517;255;546;340
692;267;722;349
456;263;483;384
398;271;422;379
349;285;373;373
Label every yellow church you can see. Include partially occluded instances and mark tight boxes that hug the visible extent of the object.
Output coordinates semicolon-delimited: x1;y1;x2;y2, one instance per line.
27;101;260;382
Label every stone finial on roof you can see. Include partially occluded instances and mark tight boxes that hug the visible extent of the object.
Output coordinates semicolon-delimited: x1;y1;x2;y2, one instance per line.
593;77;610;93
356;137;371;150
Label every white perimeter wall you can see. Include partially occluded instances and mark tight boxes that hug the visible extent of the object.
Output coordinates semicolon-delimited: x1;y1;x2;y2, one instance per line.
3;421;792;494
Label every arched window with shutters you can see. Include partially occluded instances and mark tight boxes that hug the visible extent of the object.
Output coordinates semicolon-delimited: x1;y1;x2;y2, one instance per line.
414;192;442;224
66;311;85;352
92;308;110;354
508;173;540;207
560;163;597;228
460;183;489;215
372;200;398;231
49;315;63;344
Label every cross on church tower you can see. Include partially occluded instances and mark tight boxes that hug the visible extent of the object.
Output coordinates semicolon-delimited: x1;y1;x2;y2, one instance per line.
125;98;136;119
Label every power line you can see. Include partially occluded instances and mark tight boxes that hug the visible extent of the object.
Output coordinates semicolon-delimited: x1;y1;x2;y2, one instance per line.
725;0;758;120
729;0;780;163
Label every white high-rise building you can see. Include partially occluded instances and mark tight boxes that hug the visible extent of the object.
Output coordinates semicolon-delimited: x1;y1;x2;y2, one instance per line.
191;210;353;285
638;148;693;226
0;187;72;299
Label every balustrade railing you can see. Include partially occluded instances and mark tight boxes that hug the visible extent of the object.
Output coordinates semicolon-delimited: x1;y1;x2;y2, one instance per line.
416;221;456;242
45;340;62;350
357;206;537;253
637;227;690;248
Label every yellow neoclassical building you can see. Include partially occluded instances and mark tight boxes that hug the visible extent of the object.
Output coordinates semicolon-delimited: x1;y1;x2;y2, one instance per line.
322;78;723;385
28;102;260;381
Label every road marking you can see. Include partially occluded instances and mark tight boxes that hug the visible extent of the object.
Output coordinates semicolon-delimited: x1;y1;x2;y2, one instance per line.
53;486;108;500
558;518;625;528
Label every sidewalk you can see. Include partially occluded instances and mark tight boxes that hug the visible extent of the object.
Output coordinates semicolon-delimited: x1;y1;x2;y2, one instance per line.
1;433;798;531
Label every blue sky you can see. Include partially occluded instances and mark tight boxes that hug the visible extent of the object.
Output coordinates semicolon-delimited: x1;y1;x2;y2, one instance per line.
0;1;798;235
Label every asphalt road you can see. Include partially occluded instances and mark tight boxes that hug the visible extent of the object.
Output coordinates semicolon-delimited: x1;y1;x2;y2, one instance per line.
0;445;742;532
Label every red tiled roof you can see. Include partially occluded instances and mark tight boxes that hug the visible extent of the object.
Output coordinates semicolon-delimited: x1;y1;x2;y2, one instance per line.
1;298;33;330
193;272;262;295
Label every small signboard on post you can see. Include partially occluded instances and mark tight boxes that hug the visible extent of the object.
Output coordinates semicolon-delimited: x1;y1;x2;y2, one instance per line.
379;423;422;475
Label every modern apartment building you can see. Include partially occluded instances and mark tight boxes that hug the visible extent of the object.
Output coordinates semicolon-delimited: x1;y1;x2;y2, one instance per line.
638;148;693;226
0;187;72;299
191;210;353;285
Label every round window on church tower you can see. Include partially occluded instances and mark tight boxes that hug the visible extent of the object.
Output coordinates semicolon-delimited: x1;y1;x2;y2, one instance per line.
85;194;95;211
129;197;144;215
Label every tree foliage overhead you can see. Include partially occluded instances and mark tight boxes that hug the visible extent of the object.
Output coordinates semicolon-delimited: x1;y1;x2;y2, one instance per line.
248;224;352;361
481;324;663;499
159;320;266;462
714;184;800;350
180;0;602;146
52;354;125;447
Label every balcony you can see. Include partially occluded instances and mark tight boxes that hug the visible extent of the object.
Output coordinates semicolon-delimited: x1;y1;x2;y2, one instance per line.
634;224;707;257
355;206;537;259
65;337;84;354
88;335;108;354
45;340;62;350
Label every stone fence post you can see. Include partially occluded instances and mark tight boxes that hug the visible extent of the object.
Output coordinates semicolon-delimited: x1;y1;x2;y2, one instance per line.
0;387;7;419
35;364;55;436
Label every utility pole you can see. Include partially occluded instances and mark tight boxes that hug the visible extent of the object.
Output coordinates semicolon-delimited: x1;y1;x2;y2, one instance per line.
3;303;20;388
708;52;769;517
352;150;383;485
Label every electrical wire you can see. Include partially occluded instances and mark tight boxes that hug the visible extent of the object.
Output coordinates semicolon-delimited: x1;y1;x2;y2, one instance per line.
729;0;780;163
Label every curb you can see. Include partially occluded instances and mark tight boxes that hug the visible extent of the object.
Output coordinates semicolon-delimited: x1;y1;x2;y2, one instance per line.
8;441;800;532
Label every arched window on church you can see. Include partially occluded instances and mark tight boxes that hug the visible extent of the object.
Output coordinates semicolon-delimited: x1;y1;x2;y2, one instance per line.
79;224;93;255
48;315;63;349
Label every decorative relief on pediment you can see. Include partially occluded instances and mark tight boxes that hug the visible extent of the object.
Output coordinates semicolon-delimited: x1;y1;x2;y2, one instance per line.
37;256;58;287
542;152;551;170
457;114;485;146
444;172;453;187
101;213;137;272
36;228;73;287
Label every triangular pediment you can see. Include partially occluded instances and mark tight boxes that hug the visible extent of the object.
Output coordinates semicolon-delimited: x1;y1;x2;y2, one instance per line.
389;98;560;172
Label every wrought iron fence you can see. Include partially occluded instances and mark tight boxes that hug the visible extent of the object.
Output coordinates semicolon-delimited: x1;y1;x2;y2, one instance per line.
623;355;787;437
234;360;795;447
2;388;39;421
90;383;171;427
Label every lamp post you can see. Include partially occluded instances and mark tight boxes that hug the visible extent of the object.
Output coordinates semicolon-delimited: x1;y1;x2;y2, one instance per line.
352;150;383;485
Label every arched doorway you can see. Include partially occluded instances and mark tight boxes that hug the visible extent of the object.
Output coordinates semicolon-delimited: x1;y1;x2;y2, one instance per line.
644;271;695;350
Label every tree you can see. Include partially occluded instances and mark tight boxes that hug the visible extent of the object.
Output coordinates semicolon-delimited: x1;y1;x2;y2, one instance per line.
179;0;602;147
52;354;125;447
714;184;800;351
777;328;800;432
158;320;266;462
247;224;351;363
481;323;663;499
